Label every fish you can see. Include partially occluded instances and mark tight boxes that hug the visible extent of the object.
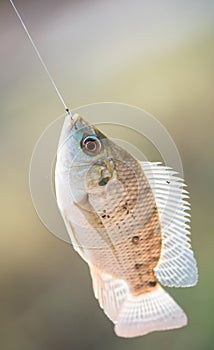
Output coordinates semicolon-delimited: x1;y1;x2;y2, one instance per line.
55;113;198;338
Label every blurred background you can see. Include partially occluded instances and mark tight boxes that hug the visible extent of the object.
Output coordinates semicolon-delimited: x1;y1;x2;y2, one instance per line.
0;0;214;349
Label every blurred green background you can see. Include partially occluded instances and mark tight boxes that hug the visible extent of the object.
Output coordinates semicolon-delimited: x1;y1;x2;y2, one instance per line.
0;0;214;349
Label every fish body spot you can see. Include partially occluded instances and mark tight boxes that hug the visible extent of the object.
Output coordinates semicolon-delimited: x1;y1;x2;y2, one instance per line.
148;281;157;287
144;187;151;193
134;283;144;291
135;263;143;270
132;236;139;244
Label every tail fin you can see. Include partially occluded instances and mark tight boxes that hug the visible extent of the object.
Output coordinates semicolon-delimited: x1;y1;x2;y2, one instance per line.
115;284;187;338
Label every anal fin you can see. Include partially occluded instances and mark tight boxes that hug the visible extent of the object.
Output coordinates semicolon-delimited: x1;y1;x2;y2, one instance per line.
89;265;129;322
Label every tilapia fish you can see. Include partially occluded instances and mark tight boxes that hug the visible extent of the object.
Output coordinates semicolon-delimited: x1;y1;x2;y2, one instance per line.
55;113;198;338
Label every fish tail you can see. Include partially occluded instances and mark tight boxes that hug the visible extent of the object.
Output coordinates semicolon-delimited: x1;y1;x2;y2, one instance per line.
114;283;187;338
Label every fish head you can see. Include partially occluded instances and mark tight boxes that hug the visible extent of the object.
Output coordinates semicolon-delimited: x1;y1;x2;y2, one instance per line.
56;113;120;203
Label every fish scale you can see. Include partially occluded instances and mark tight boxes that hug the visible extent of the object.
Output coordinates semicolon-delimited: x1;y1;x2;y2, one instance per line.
88;156;162;295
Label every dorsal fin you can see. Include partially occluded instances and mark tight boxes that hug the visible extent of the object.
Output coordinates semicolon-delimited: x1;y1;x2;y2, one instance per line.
141;161;198;287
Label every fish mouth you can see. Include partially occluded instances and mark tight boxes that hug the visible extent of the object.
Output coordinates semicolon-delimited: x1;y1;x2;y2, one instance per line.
71;113;90;131
71;113;81;125
61;113;82;136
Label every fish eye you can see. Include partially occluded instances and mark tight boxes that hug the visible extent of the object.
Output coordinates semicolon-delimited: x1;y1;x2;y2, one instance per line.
81;135;102;156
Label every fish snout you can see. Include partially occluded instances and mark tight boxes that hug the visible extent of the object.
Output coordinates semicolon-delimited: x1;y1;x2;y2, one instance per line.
70;113;87;131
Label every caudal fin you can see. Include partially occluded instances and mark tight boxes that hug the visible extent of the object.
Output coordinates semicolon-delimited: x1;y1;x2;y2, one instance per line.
114;284;187;338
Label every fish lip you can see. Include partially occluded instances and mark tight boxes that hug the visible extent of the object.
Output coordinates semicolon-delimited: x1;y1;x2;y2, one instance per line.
71;113;80;124
70;113;89;132
70;113;81;130
62;113;81;135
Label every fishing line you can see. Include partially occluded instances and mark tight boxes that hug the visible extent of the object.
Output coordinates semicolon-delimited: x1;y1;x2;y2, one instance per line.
9;0;70;115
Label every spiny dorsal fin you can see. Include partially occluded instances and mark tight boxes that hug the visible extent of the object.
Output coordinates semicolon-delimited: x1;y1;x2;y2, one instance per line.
141;161;198;287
